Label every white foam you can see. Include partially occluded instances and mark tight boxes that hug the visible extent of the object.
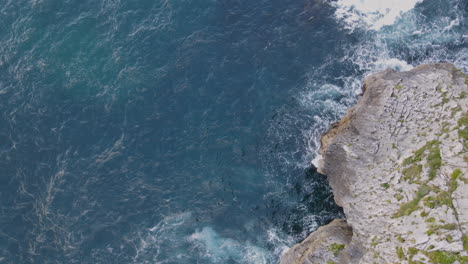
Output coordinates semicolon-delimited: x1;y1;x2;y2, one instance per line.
332;0;424;31
265;227;295;258
132;212;192;263
301;0;467;167
375;58;413;72
311;154;323;169
189;227;269;264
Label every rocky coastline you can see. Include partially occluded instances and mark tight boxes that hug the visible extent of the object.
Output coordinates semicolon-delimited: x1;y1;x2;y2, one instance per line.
281;63;468;264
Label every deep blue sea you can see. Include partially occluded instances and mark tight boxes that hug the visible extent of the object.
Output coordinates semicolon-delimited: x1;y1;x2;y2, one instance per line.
0;0;466;263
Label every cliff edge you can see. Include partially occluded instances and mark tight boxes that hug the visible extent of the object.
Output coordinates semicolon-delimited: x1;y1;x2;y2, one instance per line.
281;63;468;264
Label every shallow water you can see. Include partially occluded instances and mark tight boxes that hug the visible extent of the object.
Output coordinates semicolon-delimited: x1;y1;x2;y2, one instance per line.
0;0;466;263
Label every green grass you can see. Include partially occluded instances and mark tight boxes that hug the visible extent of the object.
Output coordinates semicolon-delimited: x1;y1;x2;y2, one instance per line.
402;144;426;165
451;169;462;179
393;185;430;217
329;243;345;256
426;143;441;180
370;236;380;247
424;191;453;209
442;97;450;104
402;164;422;182
408;247;418;259
457;112;467;126
394;193;404;201
425;223;457;236
445;235;453;242
423;251;459;264
459;128;468;142
396;246;406;260
396;234;405;243
451;105;462;118
448;169;461;192
381;183;390;189
458;113;468;145
425;217;435;223
402;140;440;170
423;169;461;211
396;84;403;90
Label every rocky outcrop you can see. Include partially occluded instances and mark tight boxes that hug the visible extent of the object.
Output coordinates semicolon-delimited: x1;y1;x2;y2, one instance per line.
280;219;352;264
282;64;468;264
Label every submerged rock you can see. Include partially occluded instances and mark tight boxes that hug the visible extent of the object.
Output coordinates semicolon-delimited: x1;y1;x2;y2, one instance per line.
282;63;468;264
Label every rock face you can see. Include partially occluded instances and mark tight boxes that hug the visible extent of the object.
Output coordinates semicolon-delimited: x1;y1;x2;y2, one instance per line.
282;64;468;264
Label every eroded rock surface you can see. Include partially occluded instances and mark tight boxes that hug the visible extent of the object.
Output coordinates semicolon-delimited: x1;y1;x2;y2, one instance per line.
282;64;468;264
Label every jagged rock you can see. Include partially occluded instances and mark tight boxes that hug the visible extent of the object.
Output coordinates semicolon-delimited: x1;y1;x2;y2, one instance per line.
282;64;468;264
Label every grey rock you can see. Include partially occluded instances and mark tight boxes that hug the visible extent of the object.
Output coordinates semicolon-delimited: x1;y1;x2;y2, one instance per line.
280;219;353;264
282;63;468;264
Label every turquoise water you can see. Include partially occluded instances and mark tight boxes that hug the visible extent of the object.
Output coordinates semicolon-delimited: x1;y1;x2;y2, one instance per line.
0;0;466;263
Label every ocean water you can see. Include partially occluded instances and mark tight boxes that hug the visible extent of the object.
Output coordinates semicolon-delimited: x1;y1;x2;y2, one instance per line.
0;0;466;263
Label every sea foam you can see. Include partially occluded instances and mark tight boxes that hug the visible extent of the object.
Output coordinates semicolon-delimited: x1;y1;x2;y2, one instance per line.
189;227;269;264
332;0;424;31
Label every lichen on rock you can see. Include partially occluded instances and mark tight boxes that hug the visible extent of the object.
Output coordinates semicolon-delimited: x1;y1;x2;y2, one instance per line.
281;64;468;264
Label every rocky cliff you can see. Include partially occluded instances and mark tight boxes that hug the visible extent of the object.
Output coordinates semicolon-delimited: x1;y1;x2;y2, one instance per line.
281;63;468;264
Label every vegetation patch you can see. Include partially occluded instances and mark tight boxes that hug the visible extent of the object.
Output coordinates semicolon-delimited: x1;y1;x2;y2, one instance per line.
423;168;461;213
425;223;457;236
458;113;468;145
448;169;461;192
396;234;405;243
424;217;435;223
423;250;467;264
408;247;418;259
402;140;441;180
329;243;345;256
402;164;422;182
393;185;430;217
370;236;380;247
426;142;441;180
451;105;462;117
402;245;468;264
394;193;404;201
396;246;406;260
445;235;453;242
423;191;453;209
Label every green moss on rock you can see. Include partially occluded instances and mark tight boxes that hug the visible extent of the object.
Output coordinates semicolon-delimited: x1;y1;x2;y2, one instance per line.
402;164;422;182
425;223;457;236
396;246;406;260
423;251;461;264
427;143;441;180
329;243;345;256
393;185;430;217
